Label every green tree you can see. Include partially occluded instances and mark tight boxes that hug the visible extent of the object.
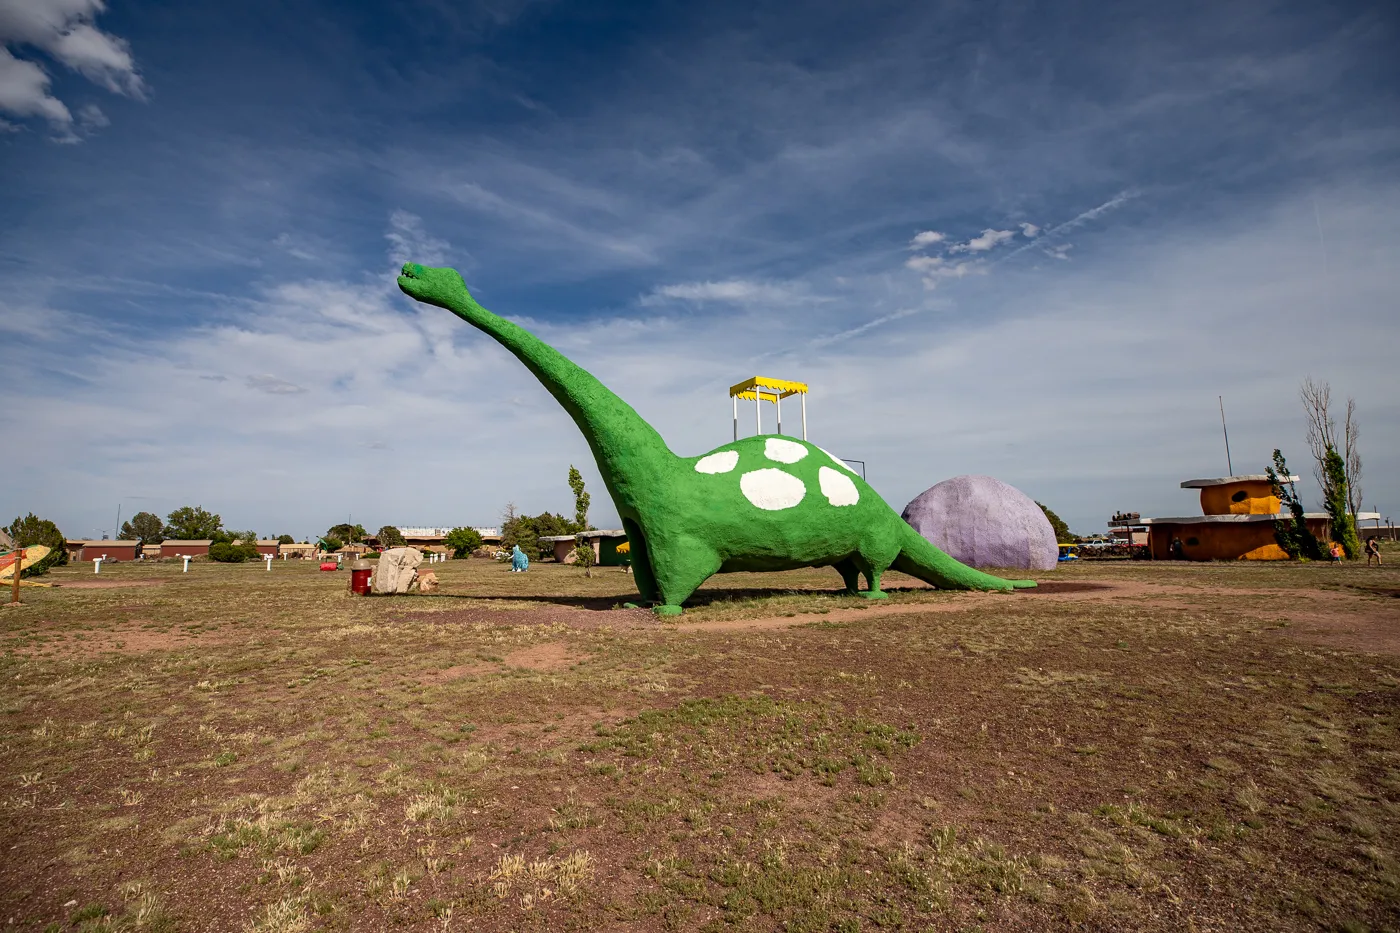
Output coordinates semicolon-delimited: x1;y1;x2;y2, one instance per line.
444;527;483;558
165;505;222;540
1322;445;1361;558
326;523;366;544
119;511;164;544
376;526;406;548
568;465;591;531
1036;502;1075;543
320;536;344;553
1267;450;1323;560
502;512;575;561
277;534;295;545
5;512;68;574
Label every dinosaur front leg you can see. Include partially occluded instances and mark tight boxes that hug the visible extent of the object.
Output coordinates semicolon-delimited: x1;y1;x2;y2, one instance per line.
620;518;659;607
648;537;722;617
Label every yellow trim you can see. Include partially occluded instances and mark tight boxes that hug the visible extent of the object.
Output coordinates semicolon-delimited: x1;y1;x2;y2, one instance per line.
729;376;808;400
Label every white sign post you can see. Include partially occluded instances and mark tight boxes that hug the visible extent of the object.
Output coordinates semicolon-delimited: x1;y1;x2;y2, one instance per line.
93;557;104;575
264;555;274;571
181;555;191;573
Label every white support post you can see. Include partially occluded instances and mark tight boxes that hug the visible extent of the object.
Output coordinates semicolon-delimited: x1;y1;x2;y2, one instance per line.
732;396;738;442
755;393;761;436
264;555;274;571
801;394;807;441
93;557;104;575
776;395;782;436
181;555;190;573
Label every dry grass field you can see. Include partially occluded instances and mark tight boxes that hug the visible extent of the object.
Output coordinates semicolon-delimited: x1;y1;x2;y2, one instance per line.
2;547;1399;932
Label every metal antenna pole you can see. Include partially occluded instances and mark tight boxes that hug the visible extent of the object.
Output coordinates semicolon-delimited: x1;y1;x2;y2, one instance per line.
1218;396;1233;476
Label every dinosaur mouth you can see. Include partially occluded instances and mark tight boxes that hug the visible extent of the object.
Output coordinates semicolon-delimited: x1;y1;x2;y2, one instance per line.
397;262;424;293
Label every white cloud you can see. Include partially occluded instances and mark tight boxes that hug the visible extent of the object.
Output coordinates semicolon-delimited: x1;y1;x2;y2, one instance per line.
1019;222;1040;237
0;46;71;128
640;279;801;305
385;210;452;267
949;228;1016;253
0;0;144;136
1042;243;1073;261
909;230;945;248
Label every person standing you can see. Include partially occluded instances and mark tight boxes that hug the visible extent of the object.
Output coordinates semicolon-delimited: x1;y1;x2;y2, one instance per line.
1365;537;1382;567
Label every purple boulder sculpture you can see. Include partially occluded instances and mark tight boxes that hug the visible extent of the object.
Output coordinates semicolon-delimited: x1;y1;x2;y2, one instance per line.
901;475;1058;571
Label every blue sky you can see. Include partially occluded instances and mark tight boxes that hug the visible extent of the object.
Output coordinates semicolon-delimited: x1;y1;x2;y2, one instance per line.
2;0;1397;542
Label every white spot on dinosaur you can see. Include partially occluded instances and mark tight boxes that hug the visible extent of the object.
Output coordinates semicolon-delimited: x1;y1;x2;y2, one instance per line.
740;469;806;511
819;466;860;506
695;451;739;474
817;446;857;473
764;437;809;464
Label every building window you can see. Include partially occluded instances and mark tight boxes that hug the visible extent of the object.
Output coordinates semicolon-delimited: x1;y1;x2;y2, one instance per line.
1231;490;1248;503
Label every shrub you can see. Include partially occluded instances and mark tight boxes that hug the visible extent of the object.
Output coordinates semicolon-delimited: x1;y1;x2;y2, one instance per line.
209;542;256;563
572;544;596;577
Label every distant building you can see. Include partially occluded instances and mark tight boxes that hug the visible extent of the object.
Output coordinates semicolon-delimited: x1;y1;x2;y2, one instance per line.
253;540;280;556
278;542;317;559
65;540;140;562
539;530;629;565
1114;475;1378;560
162;539;213;558
398;526;503;548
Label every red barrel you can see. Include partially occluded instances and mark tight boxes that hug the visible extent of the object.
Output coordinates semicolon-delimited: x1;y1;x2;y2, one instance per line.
320;561;338;572
349;559;373;596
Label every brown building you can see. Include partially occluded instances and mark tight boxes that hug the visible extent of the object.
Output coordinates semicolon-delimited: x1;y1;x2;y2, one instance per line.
162;539;213;558
1125;476;1337;561
279;542;317;559
140;542;162;559
253;540;280;556
65;540;141;561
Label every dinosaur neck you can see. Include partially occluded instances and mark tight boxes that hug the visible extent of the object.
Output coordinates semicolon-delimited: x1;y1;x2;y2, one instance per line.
444;292;676;502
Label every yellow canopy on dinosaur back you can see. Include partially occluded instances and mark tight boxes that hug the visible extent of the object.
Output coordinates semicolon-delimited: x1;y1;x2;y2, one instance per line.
0;545;51;582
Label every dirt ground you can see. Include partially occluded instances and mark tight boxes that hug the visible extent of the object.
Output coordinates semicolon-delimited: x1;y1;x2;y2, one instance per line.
1;551;1398;932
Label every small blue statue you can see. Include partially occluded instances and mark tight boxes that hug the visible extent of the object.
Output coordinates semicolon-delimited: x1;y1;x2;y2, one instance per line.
510;545;529;572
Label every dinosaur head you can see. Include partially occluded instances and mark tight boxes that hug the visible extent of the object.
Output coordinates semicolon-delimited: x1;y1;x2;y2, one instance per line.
397;262;471;309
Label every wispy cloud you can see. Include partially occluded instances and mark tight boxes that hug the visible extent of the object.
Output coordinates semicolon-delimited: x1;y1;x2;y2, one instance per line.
949;228;1016;253
385;210;452;267
640;279;804;305
246;374;308;395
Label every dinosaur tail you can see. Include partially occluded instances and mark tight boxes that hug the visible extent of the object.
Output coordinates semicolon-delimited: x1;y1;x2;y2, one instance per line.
892;524;1038;591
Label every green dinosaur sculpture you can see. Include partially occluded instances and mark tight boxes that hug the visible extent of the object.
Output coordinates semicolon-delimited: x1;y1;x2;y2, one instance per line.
398;263;1035;614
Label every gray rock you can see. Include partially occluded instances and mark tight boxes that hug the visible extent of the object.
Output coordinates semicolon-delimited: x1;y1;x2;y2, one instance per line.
901;475;1058;571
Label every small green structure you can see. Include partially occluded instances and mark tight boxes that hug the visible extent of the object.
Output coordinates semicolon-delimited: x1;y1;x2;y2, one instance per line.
398;264;1033;614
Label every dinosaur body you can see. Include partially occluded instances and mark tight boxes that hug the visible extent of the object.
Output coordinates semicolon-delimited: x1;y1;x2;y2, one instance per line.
397;263;1034;614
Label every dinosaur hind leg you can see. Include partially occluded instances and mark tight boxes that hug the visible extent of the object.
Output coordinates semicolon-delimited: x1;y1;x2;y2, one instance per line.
834;558;862;596
649;537;722;617
854;540;900;600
